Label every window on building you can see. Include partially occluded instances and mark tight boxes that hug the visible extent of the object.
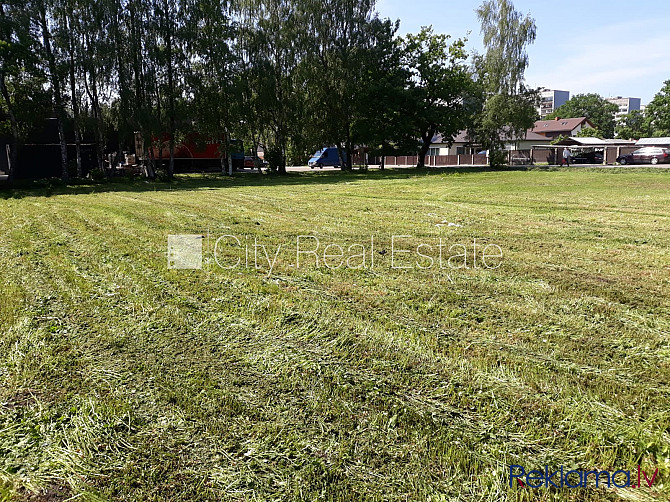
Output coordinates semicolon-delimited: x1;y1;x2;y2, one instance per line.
456;147;465;155
428;147;440;156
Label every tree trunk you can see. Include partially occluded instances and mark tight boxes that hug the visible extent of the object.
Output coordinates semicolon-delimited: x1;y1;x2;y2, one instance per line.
345;128;353;170
146;146;156;179
113;1;130;171
276;130;286;175
277;149;286;175
0;6;18;183
39;4;69;182
67;23;82;178
0;71;18;184
81;10;103;172
336;143;346;172
82;33;105;173
158;138;163;173
164;0;175;179
417;131;434;168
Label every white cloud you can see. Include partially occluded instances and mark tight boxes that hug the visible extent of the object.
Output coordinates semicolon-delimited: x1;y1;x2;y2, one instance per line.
526;19;670;101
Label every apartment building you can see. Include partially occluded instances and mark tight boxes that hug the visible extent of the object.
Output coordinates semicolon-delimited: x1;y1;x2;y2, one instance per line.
538;90;570;119
606;96;641;120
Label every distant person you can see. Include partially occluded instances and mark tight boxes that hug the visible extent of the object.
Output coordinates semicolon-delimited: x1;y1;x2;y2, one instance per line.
562;147;571;167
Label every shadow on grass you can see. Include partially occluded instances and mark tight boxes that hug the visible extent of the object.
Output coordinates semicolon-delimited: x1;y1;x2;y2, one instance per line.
0;165;527;199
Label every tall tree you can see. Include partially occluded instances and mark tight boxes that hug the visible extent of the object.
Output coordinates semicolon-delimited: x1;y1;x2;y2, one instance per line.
350;18;413;170
402;27;476;168
58;5;83;177
472;0;538;165
37;0;69;181
303;0;394;170
241;0;307;175
546;93;618;138
189;0;237;175
0;1;35;182
79;0;110;172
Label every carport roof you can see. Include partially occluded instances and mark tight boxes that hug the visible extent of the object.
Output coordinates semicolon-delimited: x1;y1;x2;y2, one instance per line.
548;137;636;147
636;137;670;146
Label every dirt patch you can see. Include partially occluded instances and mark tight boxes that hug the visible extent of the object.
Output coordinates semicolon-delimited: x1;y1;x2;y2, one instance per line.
17;483;72;502
1;390;39;410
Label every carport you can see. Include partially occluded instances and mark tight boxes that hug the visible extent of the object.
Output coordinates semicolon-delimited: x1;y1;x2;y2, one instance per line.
636;137;670;148
530;137;636;165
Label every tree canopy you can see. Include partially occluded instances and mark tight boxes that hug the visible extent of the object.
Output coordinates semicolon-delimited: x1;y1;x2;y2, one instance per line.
615;110;650;140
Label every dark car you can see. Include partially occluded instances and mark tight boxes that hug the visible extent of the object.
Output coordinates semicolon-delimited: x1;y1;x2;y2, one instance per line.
571;150;604;164
617;147;670;165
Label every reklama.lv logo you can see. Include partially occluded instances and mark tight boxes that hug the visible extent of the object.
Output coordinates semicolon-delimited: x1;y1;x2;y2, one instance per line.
510;465;659;489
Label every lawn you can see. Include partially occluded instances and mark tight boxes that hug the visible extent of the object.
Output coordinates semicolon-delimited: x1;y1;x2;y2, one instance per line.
0;167;668;501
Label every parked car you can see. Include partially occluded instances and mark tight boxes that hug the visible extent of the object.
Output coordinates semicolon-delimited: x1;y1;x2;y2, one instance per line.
617;147;670;165
571;150;604;164
308;147;346;169
244;156;266;169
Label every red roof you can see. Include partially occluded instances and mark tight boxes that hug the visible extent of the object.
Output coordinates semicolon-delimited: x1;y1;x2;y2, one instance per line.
532;117;594;134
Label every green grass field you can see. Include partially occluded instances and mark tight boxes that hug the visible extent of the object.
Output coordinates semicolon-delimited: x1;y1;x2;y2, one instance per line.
1;167;669;501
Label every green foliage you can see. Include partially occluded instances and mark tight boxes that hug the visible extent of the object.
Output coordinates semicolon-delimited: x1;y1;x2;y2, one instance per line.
476;0;536;95
471;1;539;163
575;127;603;138
615;110;650;140
301;2;396;170
487;149;508;167
264;144;284;172
88;168;106;182
550;134;568;145
401;27;477;167
546;93;618;138
645;80;670;137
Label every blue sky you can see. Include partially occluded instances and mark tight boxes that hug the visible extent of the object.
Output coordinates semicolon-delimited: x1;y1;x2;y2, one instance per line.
376;0;670;104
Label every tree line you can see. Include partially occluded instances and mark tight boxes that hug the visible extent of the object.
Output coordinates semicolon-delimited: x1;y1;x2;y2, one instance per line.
0;0;540;182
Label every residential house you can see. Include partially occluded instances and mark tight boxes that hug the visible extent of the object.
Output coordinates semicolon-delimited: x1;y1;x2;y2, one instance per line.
532;117;595;140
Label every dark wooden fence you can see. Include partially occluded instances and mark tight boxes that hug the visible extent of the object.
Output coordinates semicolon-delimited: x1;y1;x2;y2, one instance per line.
371;147;641;167
374;154;489;167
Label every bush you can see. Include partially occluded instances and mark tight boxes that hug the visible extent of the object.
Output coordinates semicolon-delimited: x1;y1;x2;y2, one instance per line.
156;169;172;182
489;150;508;167
88;168;107;182
264;146;283;172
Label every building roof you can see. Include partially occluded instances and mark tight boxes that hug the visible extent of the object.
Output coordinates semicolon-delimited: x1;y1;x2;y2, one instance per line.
433;129;552;145
532;117;593;134
636;137;670;146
